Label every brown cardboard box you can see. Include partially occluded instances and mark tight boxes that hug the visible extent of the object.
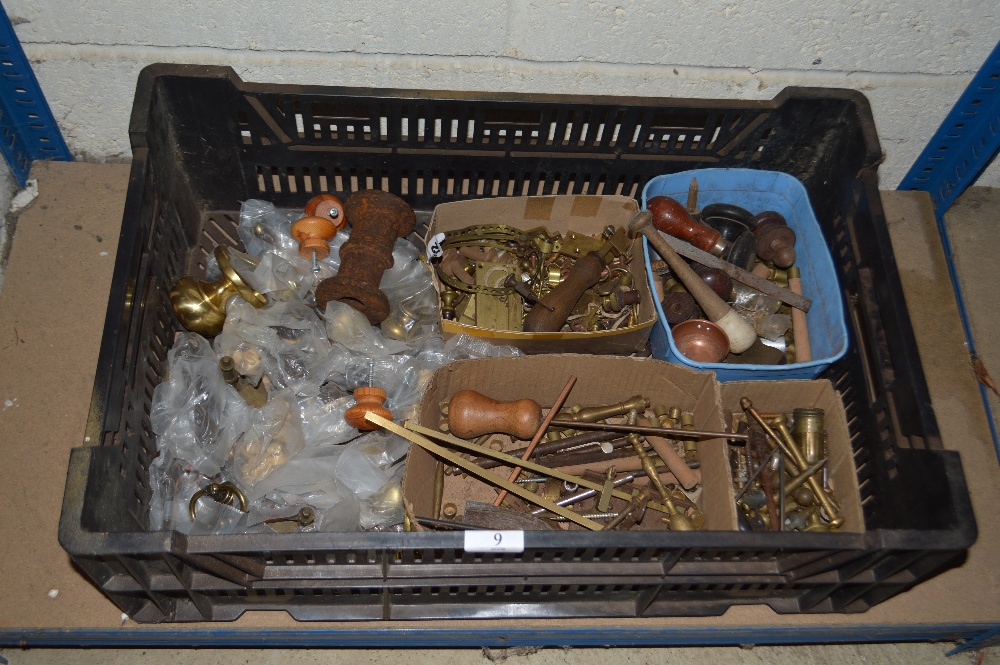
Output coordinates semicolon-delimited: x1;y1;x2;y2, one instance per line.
425;195;655;354
719;380;864;533
403;355;737;531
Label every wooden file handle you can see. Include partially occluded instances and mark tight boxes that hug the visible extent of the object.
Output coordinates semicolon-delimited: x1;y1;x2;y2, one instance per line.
448;390;543;440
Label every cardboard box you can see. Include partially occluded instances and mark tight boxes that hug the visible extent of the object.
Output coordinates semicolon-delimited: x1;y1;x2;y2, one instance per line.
403;355;737;531
719;380;864;533
425;195;656;354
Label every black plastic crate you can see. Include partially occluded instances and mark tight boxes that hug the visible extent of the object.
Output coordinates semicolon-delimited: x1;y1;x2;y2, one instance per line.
58;63;976;623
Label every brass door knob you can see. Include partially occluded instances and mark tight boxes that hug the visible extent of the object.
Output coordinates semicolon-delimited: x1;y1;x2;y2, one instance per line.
170;246;266;337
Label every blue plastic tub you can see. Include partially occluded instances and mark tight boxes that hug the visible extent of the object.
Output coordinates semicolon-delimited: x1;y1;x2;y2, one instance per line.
642;168;848;381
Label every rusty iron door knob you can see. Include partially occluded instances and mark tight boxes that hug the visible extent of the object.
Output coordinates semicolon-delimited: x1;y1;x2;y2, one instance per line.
315;190;416;324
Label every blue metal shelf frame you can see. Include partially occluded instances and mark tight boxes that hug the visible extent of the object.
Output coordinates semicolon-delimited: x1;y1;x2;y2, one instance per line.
0;1;71;186
899;39;1000;465
0;623;997;650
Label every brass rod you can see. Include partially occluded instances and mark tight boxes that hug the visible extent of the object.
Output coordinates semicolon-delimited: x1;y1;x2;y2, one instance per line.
548;419;748;440
403;422;674;516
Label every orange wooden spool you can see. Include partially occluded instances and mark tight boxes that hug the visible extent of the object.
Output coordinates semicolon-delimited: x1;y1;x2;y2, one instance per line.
345;386;393;430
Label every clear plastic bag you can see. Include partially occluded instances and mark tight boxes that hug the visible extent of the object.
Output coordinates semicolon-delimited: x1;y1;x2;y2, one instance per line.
230;390;305;490
732;282;782;314
260;480;360;532
245;442;347;502
237;199;301;258
237;199;347;281
297;385;356;447
359;465;405;530
222;299;336;397
150;333;250;476
151;209;527;534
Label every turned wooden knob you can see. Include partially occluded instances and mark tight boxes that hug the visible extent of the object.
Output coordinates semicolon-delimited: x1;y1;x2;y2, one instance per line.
291;215;343;260
752;211;796;268
648;196;727;256
345;386;393;430
305;194;346;222
448;389;542;440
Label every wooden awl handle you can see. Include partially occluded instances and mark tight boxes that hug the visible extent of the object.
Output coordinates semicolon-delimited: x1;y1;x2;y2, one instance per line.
448;390;543;440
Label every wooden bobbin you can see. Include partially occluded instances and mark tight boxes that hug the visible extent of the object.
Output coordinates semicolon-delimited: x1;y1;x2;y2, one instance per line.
345;386;393;430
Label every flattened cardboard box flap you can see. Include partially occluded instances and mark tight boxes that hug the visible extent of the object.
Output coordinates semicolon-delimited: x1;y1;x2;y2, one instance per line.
432;195;639;229
426;195;655;355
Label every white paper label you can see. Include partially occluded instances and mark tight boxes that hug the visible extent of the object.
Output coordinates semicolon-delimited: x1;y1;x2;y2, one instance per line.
427;232;446;260
463;530;525;553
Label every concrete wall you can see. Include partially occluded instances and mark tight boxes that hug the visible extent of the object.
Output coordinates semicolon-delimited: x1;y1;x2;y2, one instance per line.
8;1;999;187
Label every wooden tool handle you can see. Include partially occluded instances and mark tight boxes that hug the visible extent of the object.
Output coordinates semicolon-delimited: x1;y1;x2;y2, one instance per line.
629;211;757;353
448;390;542;439
522;251;606;332
648;196;725;255
788;269;812;362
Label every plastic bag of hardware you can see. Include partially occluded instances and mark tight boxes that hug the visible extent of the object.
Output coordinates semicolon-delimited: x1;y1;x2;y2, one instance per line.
379;241;439;338
148;457;247;535
187;494;248;536
380;282;439;343
359;465;405;529
246;440;347;501
324;300;414;357
231;390;306;489
222;299;337;397
246;251;315;299
237;199;347;280
297;384;356;447
212;332;268;388
336;432;409;500
237;199;301;258
150;333;250;476
258;480;361;532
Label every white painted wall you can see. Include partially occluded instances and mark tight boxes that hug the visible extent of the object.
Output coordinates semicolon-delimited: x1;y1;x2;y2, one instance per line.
7;1;999;187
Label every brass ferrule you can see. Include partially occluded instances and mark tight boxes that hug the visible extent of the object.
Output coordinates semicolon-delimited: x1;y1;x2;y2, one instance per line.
793;407;826;464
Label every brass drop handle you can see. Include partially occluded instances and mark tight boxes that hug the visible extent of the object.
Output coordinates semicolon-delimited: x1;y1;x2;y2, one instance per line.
522;251;606;332
448;389;542;440
648;196;728;256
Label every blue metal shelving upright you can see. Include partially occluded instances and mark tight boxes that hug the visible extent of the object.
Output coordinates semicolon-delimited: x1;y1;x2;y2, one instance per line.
0;1;72;186
899;40;1000;465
